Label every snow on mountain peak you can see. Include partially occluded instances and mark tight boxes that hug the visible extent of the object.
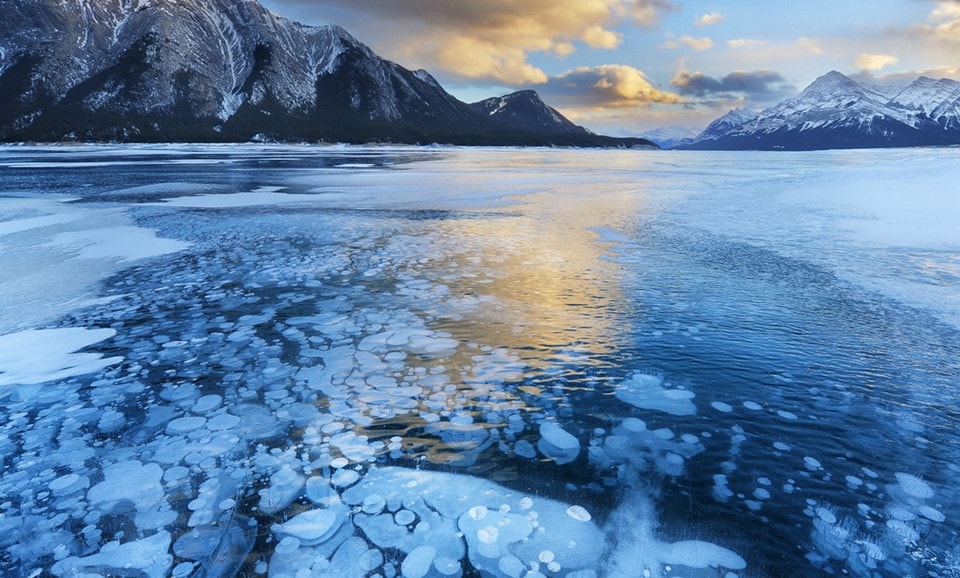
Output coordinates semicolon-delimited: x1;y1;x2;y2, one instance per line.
680;70;960;150
794;71;874;105
695;108;757;141
890;76;960;115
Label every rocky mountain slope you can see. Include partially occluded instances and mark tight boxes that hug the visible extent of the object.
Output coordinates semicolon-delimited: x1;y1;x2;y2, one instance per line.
0;0;654;147
470;90;590;136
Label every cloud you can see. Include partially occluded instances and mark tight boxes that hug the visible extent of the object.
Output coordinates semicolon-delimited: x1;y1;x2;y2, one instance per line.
851;66;960;85
660;34;714;51
435;37;550;84
270;0;677;85
931;1;960;22
541;65;685;108
727;38;766;48
582;25;622;50
919;0;960;43
796;37;824;55
628;0;677;28
855;53;899;71
670;69;792;99
694;12;724;27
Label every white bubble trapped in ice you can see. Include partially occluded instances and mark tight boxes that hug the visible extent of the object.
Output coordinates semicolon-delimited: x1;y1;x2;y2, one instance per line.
894;472;934;499
711;401;733;413
537;422;581;465
615;373;697;416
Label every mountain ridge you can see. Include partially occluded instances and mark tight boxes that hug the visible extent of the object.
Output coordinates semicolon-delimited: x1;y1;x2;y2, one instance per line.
0;0;655;148
679;70;960;150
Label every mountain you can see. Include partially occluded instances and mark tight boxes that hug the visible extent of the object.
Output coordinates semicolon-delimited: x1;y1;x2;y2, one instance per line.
0;0;655;147
467;90;657;148
637;127;699;150
685;108;757;147
889;76;960;131
681;71;960;150
470;90;590;135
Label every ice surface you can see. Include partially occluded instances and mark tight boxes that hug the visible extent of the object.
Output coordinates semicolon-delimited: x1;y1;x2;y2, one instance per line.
0;196;190;333
2;145;958;578
342;467;603;576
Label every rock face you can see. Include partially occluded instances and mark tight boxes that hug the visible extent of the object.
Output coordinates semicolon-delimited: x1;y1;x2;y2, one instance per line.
681;71;960;150
0;0;656;147
0;0;473;141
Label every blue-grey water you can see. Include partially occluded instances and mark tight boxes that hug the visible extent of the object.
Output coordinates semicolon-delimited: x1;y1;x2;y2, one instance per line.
0;145;958;578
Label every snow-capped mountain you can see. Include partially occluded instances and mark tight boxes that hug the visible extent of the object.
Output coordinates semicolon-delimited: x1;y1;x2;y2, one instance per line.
688;108;757;145
681;71;960;150
637;127;699;150
0;0;653;146
470;90;590;135
889;76;960;131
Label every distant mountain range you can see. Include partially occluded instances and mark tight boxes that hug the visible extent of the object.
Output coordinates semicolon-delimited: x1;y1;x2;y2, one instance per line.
679;71;960;150
636;127;699;150
0;0;654;148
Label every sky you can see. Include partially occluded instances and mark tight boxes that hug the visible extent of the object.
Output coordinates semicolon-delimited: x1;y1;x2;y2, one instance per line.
259;0;960;135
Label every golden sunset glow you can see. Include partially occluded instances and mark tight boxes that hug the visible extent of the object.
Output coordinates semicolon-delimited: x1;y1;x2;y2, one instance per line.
265;0;960;133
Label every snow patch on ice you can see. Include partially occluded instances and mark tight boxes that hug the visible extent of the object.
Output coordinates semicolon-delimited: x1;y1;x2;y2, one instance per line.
0;327;122;388
0;213;82;236
46;226;191;261
152;190;322;208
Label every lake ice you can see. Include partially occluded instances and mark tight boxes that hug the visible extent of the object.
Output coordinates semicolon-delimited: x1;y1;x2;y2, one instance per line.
0;144;958;577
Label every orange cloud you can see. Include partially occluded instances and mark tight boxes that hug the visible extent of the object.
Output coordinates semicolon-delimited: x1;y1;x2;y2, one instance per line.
435;37;549;85
542;65;685;108
583;25;622;49
855;53;899;71
284;0;677;85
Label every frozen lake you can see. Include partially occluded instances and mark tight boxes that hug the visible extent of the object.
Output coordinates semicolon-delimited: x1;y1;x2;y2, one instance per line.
0;144;958;577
